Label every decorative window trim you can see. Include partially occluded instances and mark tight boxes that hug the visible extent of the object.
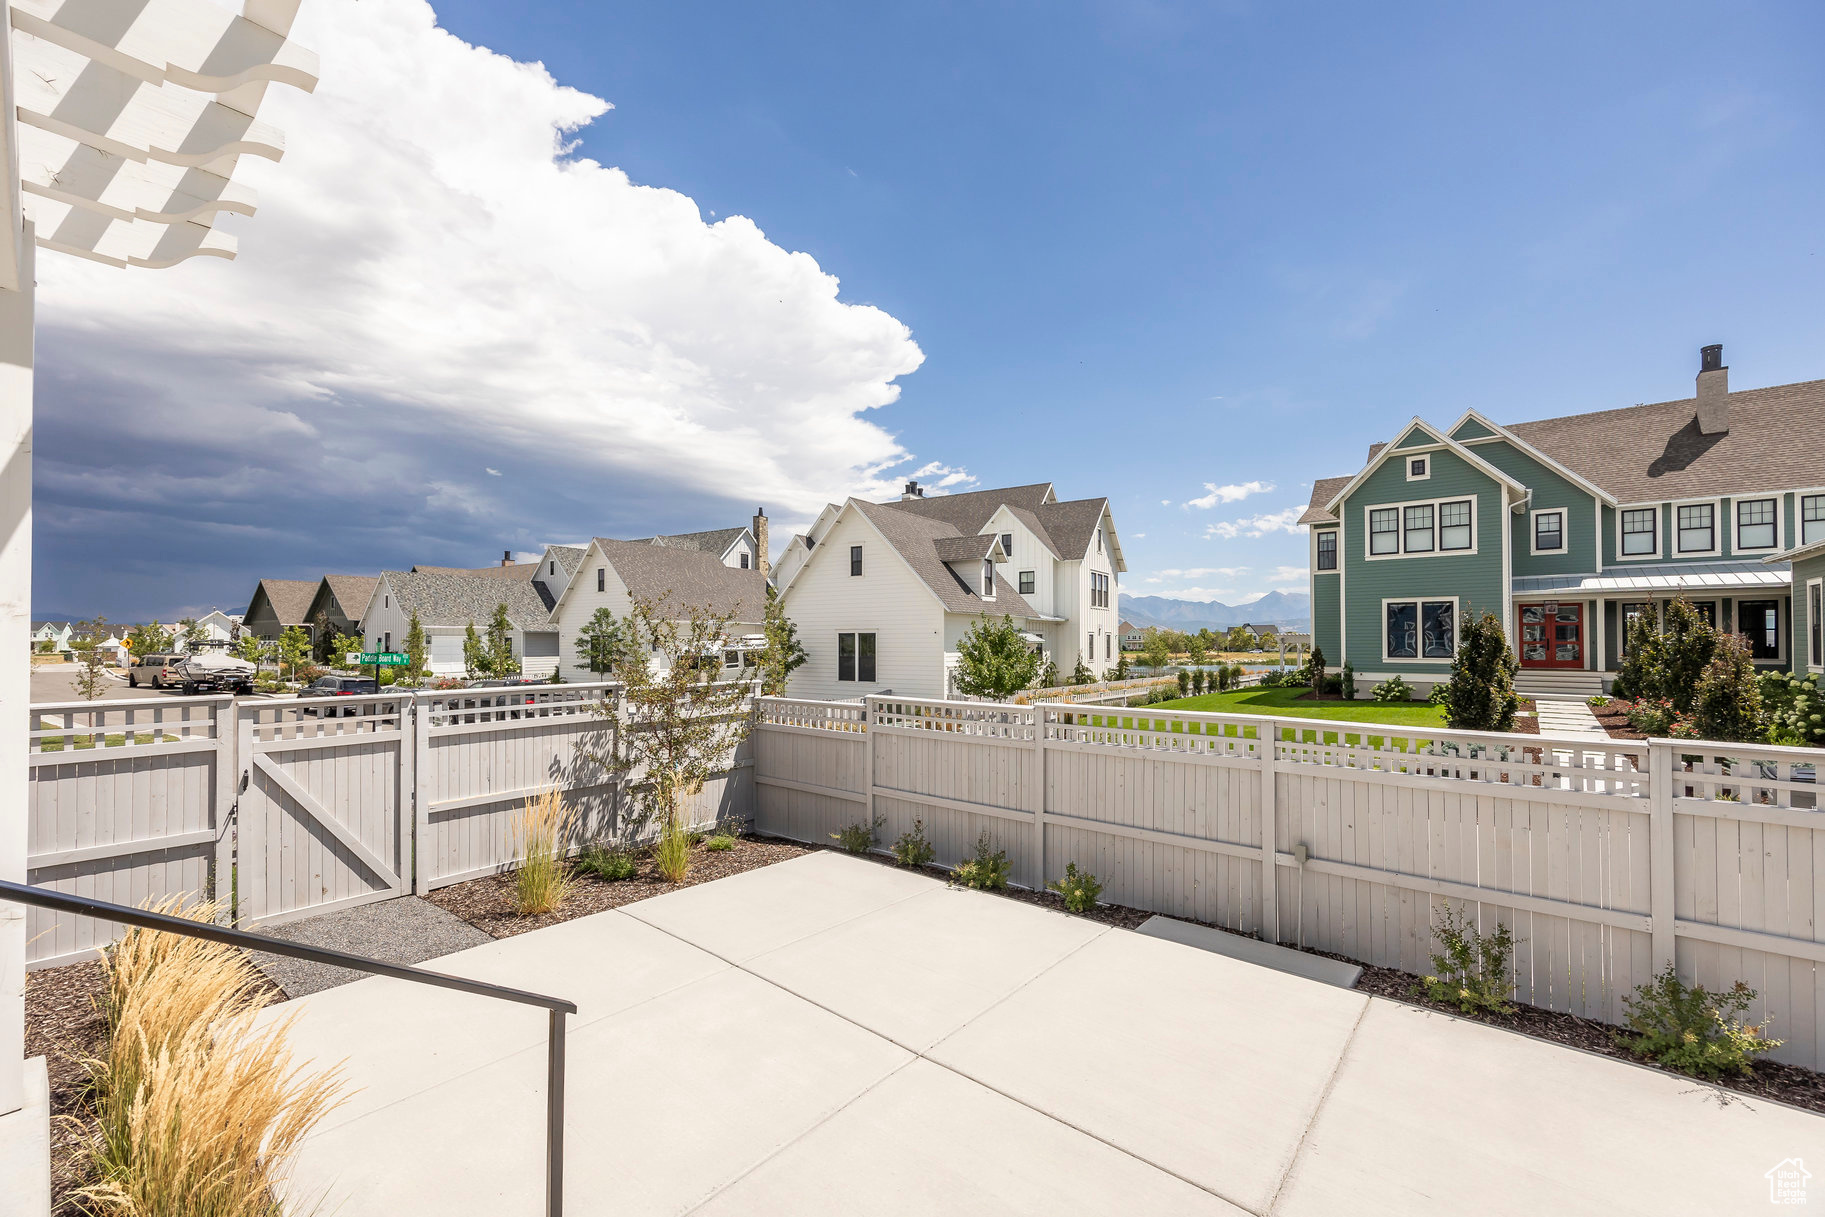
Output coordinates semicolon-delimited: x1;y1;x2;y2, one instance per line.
1529;508;1566;555
1800;491;1825;548
1673;497;1722;557
1406;455;1431;481
1363;495;1478;560
1615;504;1662;561
1315;530;1338;572
1381;596;1459;664
1733;496;1782;553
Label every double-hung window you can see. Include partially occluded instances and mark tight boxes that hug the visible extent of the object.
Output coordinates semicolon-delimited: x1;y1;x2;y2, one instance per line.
1811;581;1823;669
981;560;995;597
1736;498;1777;550
837;632;876;682
1000;533;1014;556
1385;600;1456;660
1677;503;1715;553
1533;510;1564;552
596;568;605;592
1369;508;1400;555
1621;508;1657;556
1438;499;1472;551
1804;494;1825;546
1316;532;1337;571
1019;570;1036;596
1089;572;1110;608
850;545;863;576
1403;504;1435;553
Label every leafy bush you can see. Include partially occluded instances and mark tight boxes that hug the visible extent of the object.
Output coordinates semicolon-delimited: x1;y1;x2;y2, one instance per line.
1415;904;1516;1016
1176;669;1190;697
1071;655;1095;685
1046;862;1103;913
1614;599;1716;715
1191;668;1206;695
1692;632;1764;742
1257;669;1288;688
1372;675;1413;702
704;834;737;852
1339;660;1356;701
1586;694;1611;708
510;787;575;915
1619;966;1779;1077
831;813;885;854
1759;670;1825;746
1426;679;1451;705
1626;697;1675;736
576;843;638;881
955;614;1043;699
953;831;1011;890
891;818;936;868
1441;611;1519;731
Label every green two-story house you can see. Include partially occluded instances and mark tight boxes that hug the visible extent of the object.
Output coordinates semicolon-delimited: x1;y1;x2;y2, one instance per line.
1301;345;1825;698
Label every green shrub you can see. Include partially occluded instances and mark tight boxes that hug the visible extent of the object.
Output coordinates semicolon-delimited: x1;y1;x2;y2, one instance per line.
1586;695;1611;708
1339;660;1356;701
1372;675;1412;703
1046;862;1103;913
1190;668;1206;696
891;818;936;868
953;831;1010;890
1305;644;1328;697
831;813;885;854
1626;697;1675;736
1619;966;1779;1077
704;834;737;852
576;844;638;881
1426;679;1451;705
1615;599;1716;715
1415;904;1515;1016
1759;670;1825;746
1440;610;1519;731
1176;670;1190;697
1692;632;1764;742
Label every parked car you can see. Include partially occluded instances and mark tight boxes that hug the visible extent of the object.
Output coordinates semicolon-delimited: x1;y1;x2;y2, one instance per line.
127;653;183;689
296;675;381;716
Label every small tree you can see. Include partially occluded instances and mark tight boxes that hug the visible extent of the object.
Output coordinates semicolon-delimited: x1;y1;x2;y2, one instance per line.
1692;632;1763;742
1112;652;1130;680
276;625;313;682
404;612;428;685
462;621;486;680
1141;632;1172;673
328;628;364;669
233;631;267;666
72;640;109;700
127;622;172;657
1070;654;1094;686
1659;599;1718;716
1440;611;1519;731
1176;669;1190;697
1190;668;1206;695
756;587;807;696
1339;660;1356;701
1184;635;1207;670
954;615;1041;701
600;595;756;877
1307;644;1328;699
1036;658;1060;690
486;603;520;676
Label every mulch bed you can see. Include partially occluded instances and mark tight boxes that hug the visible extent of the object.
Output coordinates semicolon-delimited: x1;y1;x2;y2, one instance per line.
424;835;812;938
1590;697;1648;740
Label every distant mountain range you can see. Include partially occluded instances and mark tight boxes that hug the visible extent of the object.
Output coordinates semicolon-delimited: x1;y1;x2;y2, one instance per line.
1119;592;1310;633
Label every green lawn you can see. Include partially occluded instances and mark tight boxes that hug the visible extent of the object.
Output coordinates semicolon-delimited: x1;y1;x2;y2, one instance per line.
36;732;158;752
1156;686;1447;727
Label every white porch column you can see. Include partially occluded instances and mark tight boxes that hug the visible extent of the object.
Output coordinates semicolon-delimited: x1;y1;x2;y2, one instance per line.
1596;597;1608;673
0;228;30;1118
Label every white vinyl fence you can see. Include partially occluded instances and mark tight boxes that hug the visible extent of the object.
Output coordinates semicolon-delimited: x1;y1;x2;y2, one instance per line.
753;694;1825;1069
24;683;754;966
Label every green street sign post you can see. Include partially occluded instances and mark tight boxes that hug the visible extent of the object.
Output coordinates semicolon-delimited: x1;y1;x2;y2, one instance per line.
359;652;408;665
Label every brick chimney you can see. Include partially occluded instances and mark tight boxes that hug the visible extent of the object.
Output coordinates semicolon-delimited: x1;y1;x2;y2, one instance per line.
752;507;769;579
1696;343;1729;435
501;549;513;567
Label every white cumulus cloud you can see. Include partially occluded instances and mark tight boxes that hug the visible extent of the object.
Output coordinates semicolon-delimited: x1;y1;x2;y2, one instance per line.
1203;506;1305;540
1183;480;1273;510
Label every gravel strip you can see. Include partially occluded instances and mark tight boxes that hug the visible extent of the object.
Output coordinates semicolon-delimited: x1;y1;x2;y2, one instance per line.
248;897;494;996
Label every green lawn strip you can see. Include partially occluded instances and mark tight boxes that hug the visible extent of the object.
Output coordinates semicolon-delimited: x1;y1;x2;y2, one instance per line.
36;731;159;752
1075;687;1447;748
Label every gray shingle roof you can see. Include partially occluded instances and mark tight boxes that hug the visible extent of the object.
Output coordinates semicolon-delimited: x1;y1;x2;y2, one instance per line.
932;534;998;563
321;575;378;618
411;562;541;579
250;578;318;626
544;545;586;575
1030;498;1111;560
591;539;768;622
874;483;1054;535
1299;476;1351;526
381;570;556;631
852;500;1044;618
647;526;747;556
1504;377;1825;504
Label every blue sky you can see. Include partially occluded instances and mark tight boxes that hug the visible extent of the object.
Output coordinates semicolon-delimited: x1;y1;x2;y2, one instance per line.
33;0;1825;619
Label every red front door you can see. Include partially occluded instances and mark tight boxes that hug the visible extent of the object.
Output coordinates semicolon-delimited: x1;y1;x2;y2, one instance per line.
1518;603;1583;668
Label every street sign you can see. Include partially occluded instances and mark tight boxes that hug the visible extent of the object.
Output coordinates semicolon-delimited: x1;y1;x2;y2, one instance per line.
358;652;409;665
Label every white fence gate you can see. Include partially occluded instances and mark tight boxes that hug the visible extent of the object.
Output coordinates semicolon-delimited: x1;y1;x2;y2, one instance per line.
753;694;1825;1070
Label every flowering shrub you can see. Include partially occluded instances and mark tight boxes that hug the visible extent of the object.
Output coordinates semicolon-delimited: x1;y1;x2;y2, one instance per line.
1415;904;1516;1016
1372;675;1413;703
1626;698;1676;736
1619;966;1779;1078
953;831;1011;890
1046;862;1103;913
1759;670;1825;745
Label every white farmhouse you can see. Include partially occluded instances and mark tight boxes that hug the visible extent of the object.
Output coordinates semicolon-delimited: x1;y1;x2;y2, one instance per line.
776;480;1125;699
358;570;562;679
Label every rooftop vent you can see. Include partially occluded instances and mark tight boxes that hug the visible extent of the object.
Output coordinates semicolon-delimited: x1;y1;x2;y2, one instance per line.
901;479;925;500
1696;343;1729;435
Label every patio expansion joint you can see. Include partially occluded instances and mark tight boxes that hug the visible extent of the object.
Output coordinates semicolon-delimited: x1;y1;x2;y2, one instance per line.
1261;994;1373;1217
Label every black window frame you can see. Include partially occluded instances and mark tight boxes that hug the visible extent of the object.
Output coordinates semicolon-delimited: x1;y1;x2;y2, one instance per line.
850;545;863;577
1385;599;1455;660
1676;503;1715;553
739;552;750;569
1316;532;1337;571
1533;510;1564;552
1438;499;1472;551
1019;570;1035;596
1621;508;1658;556
1000;533;1014;557
1804;494;1825;547
1738;600;1781;661
982;559;994;597
1403;503;1435;553
1369;508;1399;555
1811;581;1823;668
1408;456;1428;479
596;568;605;592
836;631;877;682
1736;498;1777;550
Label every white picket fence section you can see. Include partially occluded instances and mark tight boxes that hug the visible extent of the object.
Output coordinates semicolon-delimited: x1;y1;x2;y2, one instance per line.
24;683;754;966
752;693;1825;1069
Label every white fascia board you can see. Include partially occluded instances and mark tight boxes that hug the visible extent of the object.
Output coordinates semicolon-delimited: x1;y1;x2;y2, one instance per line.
1449;408;1617;507
1323;417;1528;514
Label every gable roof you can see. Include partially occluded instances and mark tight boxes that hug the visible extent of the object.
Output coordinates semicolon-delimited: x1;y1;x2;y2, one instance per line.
411;562;540;579
932;533;1002;563
851;499;1045;618
1503;377;1825;504
380;570;556;631
1031;497;1118;566
1298;476;1354;526
646;526;748;557
320;575;378;618
1322;418;1528;514
1448;409;1617;506
247;578;318;626
875;483;1055;536
543;545;586;575
591;539;768;621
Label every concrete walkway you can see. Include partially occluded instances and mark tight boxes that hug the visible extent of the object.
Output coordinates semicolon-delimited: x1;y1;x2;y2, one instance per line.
1532;696;1609;737
266;852;1821;1216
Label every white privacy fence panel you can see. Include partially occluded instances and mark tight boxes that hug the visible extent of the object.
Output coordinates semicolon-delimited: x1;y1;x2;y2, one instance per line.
26;698;232;969
752;695;1825;1068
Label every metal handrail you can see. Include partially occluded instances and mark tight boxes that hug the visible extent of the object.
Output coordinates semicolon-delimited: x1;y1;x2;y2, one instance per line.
0;879;574;1217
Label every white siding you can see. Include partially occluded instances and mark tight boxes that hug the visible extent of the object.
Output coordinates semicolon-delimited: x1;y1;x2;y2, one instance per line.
722;533;757;569
983;505;1059;619
780;510;947;699
551;545;637;680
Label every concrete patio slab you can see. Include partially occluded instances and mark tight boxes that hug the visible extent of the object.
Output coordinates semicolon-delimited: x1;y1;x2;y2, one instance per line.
746;884;1107;1050
1137;914;1363;988
694;1057;1248;1216
622;849;936;961
283;965;911;1216
927;926;1370;1214
249;895;491;996
1272;999;1825;1217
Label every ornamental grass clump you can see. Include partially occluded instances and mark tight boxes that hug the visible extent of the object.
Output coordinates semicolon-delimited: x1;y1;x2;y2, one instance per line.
1619;966;1780;1078
654;813;693;883
78;897;346;1217
510;786;575;915
1415;903;1516;1016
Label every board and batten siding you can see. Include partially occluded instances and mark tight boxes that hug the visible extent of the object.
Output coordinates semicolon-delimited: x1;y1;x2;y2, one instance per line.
983;504;1059;619
1340;444;1506;675
781;508;948;699
552;546;638;680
